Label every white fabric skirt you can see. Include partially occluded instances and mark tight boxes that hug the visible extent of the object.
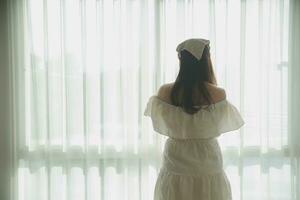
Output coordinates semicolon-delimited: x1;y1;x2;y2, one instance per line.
154;137;232;200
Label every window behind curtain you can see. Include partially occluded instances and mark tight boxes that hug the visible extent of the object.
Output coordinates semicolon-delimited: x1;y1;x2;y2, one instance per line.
13;0;292;200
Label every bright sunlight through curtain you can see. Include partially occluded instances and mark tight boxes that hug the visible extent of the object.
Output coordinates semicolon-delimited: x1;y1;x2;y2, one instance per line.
7;0;298;200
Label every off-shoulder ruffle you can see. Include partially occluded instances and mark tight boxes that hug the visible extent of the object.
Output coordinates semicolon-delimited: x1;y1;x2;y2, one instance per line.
143;95;244;139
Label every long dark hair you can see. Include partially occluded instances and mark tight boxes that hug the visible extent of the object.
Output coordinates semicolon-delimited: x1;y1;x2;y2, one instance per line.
170;45;217;114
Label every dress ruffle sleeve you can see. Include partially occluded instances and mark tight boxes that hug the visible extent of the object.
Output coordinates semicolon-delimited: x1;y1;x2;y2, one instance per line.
143;95;244;139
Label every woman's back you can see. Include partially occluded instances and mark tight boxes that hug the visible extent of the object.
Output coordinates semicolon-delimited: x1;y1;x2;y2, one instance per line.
156;82;226;108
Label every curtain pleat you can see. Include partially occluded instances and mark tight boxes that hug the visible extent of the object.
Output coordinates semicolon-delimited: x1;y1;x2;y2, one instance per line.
7;0;297;199
288;0;300;199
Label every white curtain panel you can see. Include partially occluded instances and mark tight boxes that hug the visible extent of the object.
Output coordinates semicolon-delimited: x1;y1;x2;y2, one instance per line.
7;0;298;200
288;0;300;198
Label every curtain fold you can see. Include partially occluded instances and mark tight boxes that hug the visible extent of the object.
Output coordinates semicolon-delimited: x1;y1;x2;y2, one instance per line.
288;0;300;199
0;0;13;200
7;0;296;200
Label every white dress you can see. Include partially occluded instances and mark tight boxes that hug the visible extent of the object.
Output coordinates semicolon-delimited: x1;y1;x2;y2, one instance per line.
143;95;245;200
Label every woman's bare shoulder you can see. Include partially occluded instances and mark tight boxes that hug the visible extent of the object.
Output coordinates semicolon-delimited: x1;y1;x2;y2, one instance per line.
156;82;226;103
156;82;175;102
205;83;226;102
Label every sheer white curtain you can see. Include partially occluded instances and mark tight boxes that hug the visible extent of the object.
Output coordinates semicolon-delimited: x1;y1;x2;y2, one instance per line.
7;0;298;200
288;0;300;198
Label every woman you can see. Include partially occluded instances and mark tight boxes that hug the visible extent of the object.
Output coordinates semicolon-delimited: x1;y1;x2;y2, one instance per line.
144;38;244;200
